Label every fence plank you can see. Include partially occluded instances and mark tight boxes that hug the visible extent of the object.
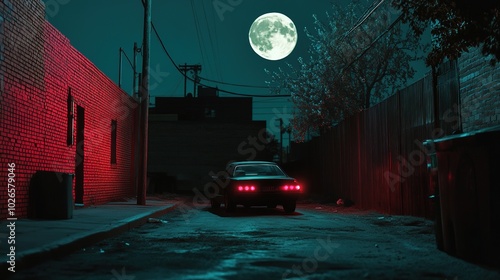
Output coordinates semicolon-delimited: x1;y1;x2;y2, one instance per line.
289;63;459;218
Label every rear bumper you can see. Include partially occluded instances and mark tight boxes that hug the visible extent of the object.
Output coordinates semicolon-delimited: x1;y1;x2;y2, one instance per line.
230;192;300;206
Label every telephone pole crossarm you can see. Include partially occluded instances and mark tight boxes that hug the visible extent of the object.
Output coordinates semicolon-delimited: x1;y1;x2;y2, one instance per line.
178;64;202;97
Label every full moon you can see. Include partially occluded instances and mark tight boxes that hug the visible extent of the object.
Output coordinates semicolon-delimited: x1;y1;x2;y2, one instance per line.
248;12;298;61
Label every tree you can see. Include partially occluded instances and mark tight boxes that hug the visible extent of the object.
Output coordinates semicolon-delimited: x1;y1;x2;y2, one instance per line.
267;0;425;141
257;133;279;161
392;0;500;66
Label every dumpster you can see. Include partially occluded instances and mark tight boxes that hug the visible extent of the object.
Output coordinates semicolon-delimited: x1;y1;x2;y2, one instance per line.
28;171;74;219
432;125;500;268
422;139;443;251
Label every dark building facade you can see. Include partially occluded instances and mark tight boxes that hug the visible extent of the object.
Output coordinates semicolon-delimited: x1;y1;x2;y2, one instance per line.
148;95;268;192
152;87;253;122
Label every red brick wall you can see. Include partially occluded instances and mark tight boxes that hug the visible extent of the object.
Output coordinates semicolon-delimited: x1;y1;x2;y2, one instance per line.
0;0;138;219
458;48;500;132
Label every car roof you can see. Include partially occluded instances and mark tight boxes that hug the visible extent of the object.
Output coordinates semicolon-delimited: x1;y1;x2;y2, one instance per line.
227;161;278;167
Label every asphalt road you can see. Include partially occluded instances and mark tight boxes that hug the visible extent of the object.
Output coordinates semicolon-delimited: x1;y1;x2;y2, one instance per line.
10;197;500;280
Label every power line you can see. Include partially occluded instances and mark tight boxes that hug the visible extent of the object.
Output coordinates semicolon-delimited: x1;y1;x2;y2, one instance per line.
253;98;291;103
149;16;287;98
190;0;207;72
266;0;392;93
344;0;386;39
144;0;396;98
332;0;402;76
217;87;291;97
200;0;223;82
119;48;134;68
168;76;183;95
208;1;223;82
141;0;277;95
142;0;394;96
340;14;403;75
198;76;269;89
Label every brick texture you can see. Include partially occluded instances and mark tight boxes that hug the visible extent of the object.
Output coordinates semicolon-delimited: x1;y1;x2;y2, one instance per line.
0;0;138;219
458;48;500;132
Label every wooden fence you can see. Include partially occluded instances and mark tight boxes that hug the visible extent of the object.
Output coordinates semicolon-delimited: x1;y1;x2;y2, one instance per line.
288;61;460;218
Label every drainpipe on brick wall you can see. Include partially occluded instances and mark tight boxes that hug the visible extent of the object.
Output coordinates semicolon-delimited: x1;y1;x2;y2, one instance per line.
137;0;151;205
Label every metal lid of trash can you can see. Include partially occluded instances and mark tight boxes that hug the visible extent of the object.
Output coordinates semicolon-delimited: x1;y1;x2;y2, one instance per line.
432;125;500;150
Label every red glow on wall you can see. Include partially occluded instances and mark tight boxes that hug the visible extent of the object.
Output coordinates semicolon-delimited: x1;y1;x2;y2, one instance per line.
0;1;139;219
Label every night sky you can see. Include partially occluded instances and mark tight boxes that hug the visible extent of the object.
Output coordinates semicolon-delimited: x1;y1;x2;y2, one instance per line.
44;0;428;138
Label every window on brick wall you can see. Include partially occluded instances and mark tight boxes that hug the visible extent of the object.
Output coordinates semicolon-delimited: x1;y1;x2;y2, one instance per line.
111;120;117;164
67;90;74;146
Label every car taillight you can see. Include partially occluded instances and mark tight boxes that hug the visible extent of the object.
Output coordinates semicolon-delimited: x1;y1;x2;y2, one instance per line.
238;185;256;192
282;185;301;191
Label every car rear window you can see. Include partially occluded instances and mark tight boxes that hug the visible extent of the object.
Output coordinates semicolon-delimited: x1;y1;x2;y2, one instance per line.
233;164;285;177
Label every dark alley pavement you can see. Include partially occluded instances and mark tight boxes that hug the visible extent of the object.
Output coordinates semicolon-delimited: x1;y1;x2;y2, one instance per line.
2;196;500;280
0;196;180;276
3;196;500;279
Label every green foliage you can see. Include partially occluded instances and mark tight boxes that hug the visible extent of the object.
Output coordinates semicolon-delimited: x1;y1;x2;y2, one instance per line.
267;0;425;141
392;0;500;66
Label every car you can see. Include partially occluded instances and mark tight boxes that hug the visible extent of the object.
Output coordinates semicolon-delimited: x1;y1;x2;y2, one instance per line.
210;161;302;213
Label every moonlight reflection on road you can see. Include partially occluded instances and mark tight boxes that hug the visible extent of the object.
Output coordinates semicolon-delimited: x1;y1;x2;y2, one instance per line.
248;12;298;60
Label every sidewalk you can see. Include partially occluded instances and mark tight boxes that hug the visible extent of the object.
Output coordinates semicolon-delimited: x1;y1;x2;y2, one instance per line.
1;196;181;273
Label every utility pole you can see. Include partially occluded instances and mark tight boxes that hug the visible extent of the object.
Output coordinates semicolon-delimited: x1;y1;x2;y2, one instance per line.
193;66;200;97
132;42;141;204
118;48;123;88
181;63;187;97
137;0;151;205
133;42;141;99
178;64;202;97
118;45;138;95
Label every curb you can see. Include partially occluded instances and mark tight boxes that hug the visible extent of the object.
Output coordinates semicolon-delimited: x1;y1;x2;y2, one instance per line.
1;202;181;275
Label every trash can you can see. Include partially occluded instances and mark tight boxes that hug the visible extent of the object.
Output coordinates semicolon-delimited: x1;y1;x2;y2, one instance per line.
29;171;74;219
422;139;443;251
433;125;500;268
